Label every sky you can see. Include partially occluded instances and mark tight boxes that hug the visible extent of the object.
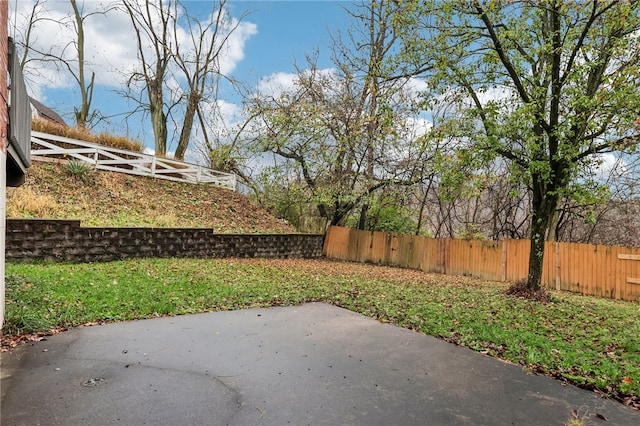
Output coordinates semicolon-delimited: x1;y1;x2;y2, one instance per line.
9;0;355;157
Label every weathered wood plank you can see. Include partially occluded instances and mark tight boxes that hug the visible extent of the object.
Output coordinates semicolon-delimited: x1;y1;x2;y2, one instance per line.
618;254;640;261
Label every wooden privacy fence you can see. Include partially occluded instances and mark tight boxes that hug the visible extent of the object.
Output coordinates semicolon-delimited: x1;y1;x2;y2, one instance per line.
323;226;640;302
30;131;237;190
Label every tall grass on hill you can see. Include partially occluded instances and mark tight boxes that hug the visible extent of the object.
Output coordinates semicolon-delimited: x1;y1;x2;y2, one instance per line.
32;118;145;153
5;186;60;218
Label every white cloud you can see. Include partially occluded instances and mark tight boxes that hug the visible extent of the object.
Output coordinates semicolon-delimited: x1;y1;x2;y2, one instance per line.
404;77;429;98
595;153;627;180
172;5;257;77
256;71;299;97
10;0;257;96
476;86;513;105
405;116;433;138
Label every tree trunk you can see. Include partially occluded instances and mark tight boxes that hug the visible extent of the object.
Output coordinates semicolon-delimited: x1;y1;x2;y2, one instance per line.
148;80;167;157
175;92;199;160
545;198;562;242
527;175;558;290
357;203;369;230
71;0;93;129
527;214;547;291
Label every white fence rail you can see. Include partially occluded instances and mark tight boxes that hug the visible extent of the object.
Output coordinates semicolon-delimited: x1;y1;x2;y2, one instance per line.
30;131;237;190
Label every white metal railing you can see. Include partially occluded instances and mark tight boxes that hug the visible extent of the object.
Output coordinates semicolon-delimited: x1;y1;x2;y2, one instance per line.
30;131;237;190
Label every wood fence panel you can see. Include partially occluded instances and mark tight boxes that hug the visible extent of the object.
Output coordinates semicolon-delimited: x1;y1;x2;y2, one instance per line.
450;239;468;277
590;244;600;297
475;240;503;281
614;244;625;300
420;237;437;273
448;239;463;276
558;242;571;293
323;226;350;260
606;245;618;299
396;234;419;269
350;229;363;262
432;238;449;274
632;248;640;299
619;246;640;301
405;235;426;270
505;239;529;282
610;245;620;300
370;231;388;265
352;229;371;263
388;234;402;267
569;243;583;294
584;243;596;296
586;244;596;296
542;241;555;289
631;248;639;299
322;227;639;301
420;237;438;274
572;243;585;294
594;244;609;298
447;239;502;280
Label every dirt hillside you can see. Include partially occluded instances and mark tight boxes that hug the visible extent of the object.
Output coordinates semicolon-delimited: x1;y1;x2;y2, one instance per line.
6;161;295;233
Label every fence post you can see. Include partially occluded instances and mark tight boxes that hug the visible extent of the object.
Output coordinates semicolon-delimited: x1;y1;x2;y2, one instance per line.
94;148;98;167
151;156;156;177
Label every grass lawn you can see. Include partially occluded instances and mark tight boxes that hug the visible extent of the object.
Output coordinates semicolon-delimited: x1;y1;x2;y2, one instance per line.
3;257;639;406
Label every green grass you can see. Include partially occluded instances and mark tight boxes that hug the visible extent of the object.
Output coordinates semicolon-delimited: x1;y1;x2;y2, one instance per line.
4;258;639;402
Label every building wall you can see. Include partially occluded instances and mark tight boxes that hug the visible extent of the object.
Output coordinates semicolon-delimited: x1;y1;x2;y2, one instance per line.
5;219;325;263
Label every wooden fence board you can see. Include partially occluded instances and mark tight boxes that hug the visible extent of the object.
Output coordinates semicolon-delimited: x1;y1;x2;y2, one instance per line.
614;245;623;300
609;246;618;300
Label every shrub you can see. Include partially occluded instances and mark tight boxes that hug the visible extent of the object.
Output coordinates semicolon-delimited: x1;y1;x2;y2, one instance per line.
64;159;94;181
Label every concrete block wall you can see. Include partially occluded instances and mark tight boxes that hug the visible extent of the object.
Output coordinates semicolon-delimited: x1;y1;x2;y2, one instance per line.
5;219;324;263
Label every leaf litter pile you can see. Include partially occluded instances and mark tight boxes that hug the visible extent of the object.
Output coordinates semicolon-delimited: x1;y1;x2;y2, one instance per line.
3;258;639;409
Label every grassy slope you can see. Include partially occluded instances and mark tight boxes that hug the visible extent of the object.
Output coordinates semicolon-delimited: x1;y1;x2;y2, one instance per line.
6;161;294;233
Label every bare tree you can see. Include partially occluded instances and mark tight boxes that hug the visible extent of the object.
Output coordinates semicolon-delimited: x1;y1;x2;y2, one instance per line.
171;1;243;160
121;0;172;156
69;0;96;129
10;0;112;128
121;0;249;159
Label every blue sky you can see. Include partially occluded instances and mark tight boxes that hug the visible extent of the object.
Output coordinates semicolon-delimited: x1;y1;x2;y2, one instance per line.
10;0;356;156
231;1;351;80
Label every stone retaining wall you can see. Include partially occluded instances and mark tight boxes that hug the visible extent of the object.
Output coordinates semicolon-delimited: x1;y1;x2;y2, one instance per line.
5;219;324;263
